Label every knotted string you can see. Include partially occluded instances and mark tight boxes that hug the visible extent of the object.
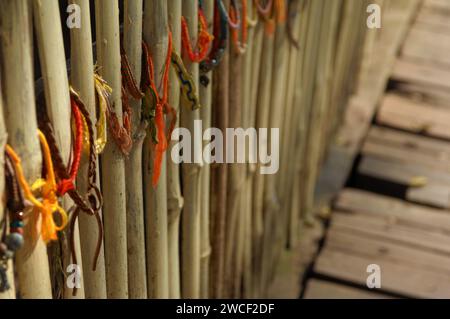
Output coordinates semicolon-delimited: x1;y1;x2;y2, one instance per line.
142;32;176;187
94;73;133;156
230;0;248;54
274;0;286;23
246;0;258;27
255;0;273;18
171;50;201;110
181;8;214;63
57;97;83;195
286;0;300;49
6;132;68;243
38;88;103;277
200;0;230;75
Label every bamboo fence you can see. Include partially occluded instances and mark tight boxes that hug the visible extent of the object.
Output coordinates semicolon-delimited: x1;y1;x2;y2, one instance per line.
0;0;382;299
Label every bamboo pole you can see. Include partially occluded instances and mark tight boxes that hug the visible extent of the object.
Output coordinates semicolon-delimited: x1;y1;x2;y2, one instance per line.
241;0;258;298
210;0;230;299
0;78;15;299
123;0;147;299
225;19;245;299
277;0;302;248
167;0;183;299
286;0;311;247
326;0;364;144
302;0;341;224
289;0;315;244
180;0;201;299
143;0;169;298
33;0;86;299
249;16;265;299
70;0;107;299
95;0;128;298
298;0;323;225
199;0;214;299
259;5;293;293
252;22;276;298
0;0;52;299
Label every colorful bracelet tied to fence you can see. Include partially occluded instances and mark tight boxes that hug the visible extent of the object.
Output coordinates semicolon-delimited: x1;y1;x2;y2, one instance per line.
199;0;230;84
91;72;108;154
121;46;145;144
286;0;300;49
142;32;177;187
0;151;26;292
38;88;104;274
230;0;248;54
181;7;214;63
246;0;258;27
121;48;145;102
171;50;201;111
94;73;133;156
5;132;68;244
56;97;83;196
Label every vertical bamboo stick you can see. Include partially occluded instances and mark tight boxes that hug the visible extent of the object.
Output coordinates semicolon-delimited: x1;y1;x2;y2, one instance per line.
95;0;128;298
199;0;214;299
143;0;169;298
0;79;15;299
261;6;290;293
225;15;245;299
277;0;302;239
232;195;245;297
210;0;229;299
70;0;107;299
0;0;52;299
326;0;363;144
252;22;275;298
227;2;254;297
289;0;314;242
33;0;86;299
181;0;201;299
298;0;323;225
303;0;341;224
241;0;258;298
123;0;147;299
249;18;264;298
167;0;183;299
286;0;310;247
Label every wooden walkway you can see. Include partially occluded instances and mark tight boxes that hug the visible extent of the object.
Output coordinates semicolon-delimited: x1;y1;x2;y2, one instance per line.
303;0;450;299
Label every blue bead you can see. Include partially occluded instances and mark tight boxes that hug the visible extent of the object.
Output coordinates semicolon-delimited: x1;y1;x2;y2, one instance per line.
10;220;24;228
5;233;24;252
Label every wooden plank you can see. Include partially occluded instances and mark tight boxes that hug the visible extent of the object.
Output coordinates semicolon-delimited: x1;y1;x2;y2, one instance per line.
393;83;450;109
315;244;450;298
332;211;450;256
303;279;391;299
423;0;450;10
358;156;450;207
377;94;450;139
416;5;450;30
335;189;450;232
358;155;450;186
359;126;450;206
407;184;450;208
364;126;450;171
366;125;450;154
326;227;450;276
315;199;450;298
402;27;450;67
392;58;450;91
411;20;450;36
